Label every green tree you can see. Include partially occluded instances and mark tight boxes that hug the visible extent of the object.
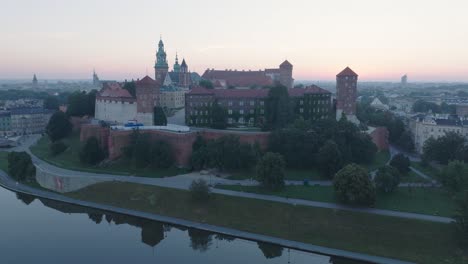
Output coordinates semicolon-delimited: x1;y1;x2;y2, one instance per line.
189;179;211;202
49;141;67;156
454;191;468;246
123;129;152;168
333;164;376;206
396;130;415;152
412;99;441;113
7;152;36;182
46;111;72;142
210;102;228;129
153;106;167;126
256;152;285;190
79;137;105;165
66;90;96;117
423;132;466;164
390;153;411;174
199;79;214;89
150;140;174;169
44;96;60;110
317;140;343;178
374;165;400;193
123;80;136;97
264;85;292;130
439;161;468;193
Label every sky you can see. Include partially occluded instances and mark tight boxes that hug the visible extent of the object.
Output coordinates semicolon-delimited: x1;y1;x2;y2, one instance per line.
1;0;467;82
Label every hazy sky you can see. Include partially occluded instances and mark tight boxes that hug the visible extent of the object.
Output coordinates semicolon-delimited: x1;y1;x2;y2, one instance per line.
1;0;467;82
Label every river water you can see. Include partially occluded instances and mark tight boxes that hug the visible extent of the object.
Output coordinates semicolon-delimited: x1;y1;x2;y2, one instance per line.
0;186;363;264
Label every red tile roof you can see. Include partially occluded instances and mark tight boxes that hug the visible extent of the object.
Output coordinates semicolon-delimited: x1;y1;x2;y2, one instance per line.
337;67;358;77
201;69;273;87
188;85;330;99
137;75;158;87
99;82;133;98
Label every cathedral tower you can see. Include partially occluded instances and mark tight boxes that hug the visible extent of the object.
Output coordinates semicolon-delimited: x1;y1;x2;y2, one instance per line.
179;58;191;88
173;53;180;73
154;38;169;85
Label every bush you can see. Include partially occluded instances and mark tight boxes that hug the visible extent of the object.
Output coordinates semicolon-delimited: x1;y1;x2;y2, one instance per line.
454;191;468;246
440;160;468;193
256;152;285;191
150;140;174;169
390;153;410;174
49;141;67;156
46;111;72;142
7;152;36;182
189;179;211;202
79;137;105;165
333;164;376;206
374;165;400;193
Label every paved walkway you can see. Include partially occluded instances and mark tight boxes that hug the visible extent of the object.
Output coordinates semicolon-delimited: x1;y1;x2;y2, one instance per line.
0;171;413;264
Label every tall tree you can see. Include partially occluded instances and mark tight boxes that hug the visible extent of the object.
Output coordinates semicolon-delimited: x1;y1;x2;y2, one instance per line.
390;153;411;174
153;106;167;126
66;90;96;117
46;111;72;142
374;165;400;193
79;137;105;165
256;152;285;190
264;85;292;130
150;140;174;169
317;140;343;178
423;132;466;164
123;80;136;97
7;152;36;182
333;164;376;206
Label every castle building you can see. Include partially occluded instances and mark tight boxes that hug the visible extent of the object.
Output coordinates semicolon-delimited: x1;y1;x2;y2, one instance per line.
154;39;194;88
201;60;294;89
335;67;359;124
136;76;160;125
185;85;331;127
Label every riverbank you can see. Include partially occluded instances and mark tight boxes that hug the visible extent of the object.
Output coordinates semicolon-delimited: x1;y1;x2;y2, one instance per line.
0;171;412;264
26;177;464;264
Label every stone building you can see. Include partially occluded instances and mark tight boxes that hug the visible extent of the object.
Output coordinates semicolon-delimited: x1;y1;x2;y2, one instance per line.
9;107;53;135
336;67;359;124
94;82;137;124
201;60;294;89
159;86;186;109
409;114;468;153
154;39;194;88
0;111;11;137
185;86;331;127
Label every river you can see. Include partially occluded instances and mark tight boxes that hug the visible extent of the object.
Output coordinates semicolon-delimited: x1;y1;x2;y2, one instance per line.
0;186;364;264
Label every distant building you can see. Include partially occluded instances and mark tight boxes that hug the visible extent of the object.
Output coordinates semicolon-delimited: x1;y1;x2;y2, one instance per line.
93;70;101;87
0;111;12;137
370;97;389;110
456;104;468;117
409;114;468;153
159;86;186;109
32;74;38;89
9;107;53;135
201;60;294;89
401;74;408;87
185;86;331;127
335;67;359;124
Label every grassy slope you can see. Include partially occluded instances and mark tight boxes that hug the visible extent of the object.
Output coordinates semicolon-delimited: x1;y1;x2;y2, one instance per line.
66;181;465;264
411;161;440;179
216;185;456;217
0;151;8;171
30;133;186;178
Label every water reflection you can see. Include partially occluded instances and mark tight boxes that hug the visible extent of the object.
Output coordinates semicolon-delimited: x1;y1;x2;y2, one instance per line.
9;191;369;264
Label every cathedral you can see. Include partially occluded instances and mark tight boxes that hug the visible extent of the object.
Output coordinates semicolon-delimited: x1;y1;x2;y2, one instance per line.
154;38;194;88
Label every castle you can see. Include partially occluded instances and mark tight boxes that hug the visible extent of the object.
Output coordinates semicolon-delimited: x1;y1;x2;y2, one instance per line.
201;60;294;89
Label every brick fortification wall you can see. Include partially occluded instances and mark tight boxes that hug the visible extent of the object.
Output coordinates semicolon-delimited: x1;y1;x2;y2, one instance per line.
369;126;389;151
70;116;91;132
80;125;269;167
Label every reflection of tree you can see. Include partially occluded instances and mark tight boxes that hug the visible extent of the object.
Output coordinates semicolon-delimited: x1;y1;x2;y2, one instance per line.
188;229;213;252
329;256;369;264
257;242;283;259
215;234;235;242
141;221;164;248
16;193;36;205
88;213;103;224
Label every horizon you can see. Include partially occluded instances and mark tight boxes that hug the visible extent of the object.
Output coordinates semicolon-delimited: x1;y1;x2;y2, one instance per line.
1;0;467;82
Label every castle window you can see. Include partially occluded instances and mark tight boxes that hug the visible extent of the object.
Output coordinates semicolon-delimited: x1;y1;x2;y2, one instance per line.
240;110;244;115
228;109;233;115
239;101;244;106
250;101;255;106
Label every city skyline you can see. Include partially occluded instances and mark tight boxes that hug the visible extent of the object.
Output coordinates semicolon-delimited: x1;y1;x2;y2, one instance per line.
1;0;468;82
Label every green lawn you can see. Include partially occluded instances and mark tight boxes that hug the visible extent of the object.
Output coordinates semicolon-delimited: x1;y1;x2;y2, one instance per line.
66;181;466;264
0;151;8;171
228;151;391;181
30;133;187;178
411;161;440;179
228;168;325;181
216;185;456;217
400;170;430;183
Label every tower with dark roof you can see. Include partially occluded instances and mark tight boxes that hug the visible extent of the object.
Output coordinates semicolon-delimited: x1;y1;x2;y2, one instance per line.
279;60;293;89
336;67;359;123
173;53;180;73
154;38;169;85
178;58;192;87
